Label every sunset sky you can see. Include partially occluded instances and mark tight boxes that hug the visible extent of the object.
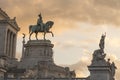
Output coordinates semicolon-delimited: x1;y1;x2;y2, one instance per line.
0;0;120;79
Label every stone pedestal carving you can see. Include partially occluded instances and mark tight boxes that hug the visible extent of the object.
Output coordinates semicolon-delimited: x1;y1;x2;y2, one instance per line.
20;40;54;68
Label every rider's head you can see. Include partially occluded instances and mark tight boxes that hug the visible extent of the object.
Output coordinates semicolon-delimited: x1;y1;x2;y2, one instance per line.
38;13;42;19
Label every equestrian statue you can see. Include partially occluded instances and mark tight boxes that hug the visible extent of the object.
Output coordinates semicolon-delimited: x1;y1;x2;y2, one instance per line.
29;13;54;40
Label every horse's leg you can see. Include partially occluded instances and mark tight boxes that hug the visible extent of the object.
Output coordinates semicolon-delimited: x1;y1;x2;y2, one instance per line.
35;32;38;40
44;32;46;40
29;32;33;40
49;31;54;37
51;31;54;37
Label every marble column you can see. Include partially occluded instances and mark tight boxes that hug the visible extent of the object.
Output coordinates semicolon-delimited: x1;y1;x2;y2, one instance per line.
12;34;16;58
10;32;13;58
7;30;11;57
6;30;9;56
21;36;25;59
11;33;14;58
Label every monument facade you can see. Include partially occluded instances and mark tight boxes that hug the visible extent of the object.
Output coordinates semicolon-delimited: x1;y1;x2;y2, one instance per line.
0;8;20;79
0;8;20;58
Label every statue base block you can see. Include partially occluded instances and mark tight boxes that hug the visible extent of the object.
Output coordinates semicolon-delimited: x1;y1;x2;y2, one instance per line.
19;40;54;68
88;66;111;80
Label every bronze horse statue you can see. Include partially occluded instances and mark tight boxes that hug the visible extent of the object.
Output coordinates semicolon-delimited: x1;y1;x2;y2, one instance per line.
29;21;54;40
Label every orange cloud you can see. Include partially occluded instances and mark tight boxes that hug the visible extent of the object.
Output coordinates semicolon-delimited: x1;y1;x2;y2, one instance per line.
1;0;120;35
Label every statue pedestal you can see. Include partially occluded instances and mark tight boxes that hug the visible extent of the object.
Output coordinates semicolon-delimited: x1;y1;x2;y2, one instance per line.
87;49;113;80
20;40;54;68
18;40;75;78
88;66;111;80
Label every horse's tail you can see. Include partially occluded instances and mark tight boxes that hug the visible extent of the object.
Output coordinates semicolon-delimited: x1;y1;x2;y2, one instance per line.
29;25;32;33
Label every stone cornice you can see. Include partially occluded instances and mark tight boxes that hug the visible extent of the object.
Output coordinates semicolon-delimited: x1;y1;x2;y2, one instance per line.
0;19;20;31
0;8;10;19
0;8;20;31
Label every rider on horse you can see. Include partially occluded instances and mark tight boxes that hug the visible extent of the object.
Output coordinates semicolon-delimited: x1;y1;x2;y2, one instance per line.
37;13;44;31
29;13;54;40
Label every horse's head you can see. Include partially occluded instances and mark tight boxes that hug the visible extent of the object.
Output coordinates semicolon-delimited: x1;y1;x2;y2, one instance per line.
45;21;54;30
49;21;54;28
